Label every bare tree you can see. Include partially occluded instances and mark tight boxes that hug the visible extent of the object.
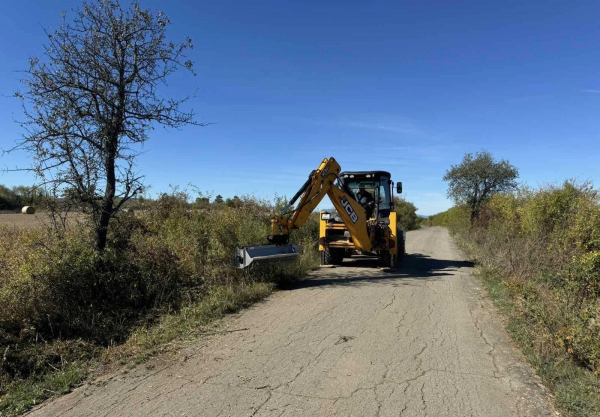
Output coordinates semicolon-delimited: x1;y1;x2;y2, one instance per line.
10;0;205;251
444;150;518;224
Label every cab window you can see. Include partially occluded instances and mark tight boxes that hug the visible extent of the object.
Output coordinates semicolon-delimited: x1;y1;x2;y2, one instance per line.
379;176;391;211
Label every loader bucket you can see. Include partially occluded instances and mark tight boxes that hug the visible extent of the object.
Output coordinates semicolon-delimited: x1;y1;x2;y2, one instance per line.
235;243;301;268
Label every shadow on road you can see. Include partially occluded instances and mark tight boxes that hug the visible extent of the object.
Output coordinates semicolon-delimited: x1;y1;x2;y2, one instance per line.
282;253;474;291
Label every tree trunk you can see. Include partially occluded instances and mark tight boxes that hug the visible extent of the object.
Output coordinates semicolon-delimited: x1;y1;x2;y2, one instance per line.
96;58;125;253
470;184;479;226
470;204;478;226
95;138;117;253
95;202;112;252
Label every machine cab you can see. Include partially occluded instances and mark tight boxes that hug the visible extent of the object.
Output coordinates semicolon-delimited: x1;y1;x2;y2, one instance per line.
339;171;396;219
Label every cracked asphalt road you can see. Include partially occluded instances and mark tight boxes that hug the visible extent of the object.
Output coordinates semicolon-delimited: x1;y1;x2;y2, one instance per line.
29;227;557;417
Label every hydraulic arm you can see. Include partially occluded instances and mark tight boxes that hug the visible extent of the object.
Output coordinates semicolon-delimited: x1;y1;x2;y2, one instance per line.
268;157;372;252
235;157;373;268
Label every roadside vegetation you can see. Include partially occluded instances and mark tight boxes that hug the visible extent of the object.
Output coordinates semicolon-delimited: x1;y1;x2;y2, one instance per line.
0;192;320;416
393;196;421;231
429;172;600;415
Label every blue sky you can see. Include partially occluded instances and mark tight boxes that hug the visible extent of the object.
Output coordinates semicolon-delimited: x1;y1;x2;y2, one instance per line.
1;1;599;215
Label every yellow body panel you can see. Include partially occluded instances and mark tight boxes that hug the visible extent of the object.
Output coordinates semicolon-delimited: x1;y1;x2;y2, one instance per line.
389;211;398;255
318;211;327;251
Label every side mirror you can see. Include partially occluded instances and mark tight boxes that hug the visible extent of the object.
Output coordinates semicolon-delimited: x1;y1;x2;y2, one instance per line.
396;182;402;194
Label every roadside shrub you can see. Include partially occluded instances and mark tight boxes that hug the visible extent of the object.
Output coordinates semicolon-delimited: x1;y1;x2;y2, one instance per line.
0;227;184;346
426;205;470;232
394;197;421;231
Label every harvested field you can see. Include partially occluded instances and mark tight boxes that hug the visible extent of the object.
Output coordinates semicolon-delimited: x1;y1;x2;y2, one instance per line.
0;213;85;228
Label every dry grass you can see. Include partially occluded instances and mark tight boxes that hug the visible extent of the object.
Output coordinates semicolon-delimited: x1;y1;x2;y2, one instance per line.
0;213;85;229
0;213;50;228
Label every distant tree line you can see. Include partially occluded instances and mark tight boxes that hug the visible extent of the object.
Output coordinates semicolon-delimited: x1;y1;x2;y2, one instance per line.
0;186;268;212
1;183;424;234
131;193;262;211
0;184;49;211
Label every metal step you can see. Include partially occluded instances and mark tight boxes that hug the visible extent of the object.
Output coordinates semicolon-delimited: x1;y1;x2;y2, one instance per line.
235;243;301;268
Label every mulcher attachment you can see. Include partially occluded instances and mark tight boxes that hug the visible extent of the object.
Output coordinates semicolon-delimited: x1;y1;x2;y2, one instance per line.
235;243;301;268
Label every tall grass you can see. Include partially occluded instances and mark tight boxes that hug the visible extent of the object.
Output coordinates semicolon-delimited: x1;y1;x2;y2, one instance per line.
0;193;319;415
428;181;600;416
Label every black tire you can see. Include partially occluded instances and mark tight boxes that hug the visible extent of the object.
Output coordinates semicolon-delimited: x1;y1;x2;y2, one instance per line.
324;248;345;265
400;239;406;256
391;253;398;270
388;237;404;271
379;250;391;268
400;233;406;257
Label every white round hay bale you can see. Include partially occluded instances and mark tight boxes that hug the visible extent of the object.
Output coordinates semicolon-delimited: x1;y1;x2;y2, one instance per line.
21;206;36;214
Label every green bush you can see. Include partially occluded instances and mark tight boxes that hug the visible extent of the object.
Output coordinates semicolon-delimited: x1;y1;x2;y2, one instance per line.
393;197;421;231
426;205;470;231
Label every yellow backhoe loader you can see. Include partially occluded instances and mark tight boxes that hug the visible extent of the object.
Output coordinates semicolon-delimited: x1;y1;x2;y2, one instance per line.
235;157;405;269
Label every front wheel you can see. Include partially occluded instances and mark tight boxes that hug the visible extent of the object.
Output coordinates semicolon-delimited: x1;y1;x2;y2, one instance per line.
379;250;391;268
323;248;345;265
392;237;404;271
390;253;399;270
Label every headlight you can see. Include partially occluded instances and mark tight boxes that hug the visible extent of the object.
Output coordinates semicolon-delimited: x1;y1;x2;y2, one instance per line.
321;213;331;220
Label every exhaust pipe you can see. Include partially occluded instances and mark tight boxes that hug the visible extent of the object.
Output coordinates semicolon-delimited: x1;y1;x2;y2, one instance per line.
235;243;301;268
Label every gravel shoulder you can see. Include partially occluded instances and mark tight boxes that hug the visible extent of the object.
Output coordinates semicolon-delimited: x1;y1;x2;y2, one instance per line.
28;227;557;417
